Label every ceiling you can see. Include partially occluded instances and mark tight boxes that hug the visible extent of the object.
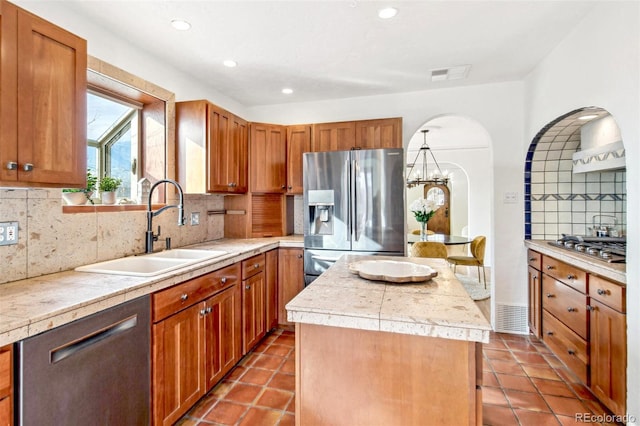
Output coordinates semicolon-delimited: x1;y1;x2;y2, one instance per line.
24;1;595;107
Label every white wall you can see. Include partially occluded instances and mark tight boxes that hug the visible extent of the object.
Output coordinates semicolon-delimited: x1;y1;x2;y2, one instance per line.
524;2;639;421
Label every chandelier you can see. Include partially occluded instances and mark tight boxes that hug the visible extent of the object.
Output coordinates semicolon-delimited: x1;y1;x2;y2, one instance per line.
406;129;450;188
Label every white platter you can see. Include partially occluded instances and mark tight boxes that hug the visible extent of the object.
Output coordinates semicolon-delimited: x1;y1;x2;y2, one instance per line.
348;260;437;283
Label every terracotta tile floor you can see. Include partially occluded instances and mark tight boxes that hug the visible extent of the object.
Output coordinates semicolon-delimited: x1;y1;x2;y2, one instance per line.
178;329;621;426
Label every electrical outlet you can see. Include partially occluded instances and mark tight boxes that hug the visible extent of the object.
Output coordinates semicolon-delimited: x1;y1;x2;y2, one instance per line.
0;221;19;246
190;212;200;226
503;192;518;204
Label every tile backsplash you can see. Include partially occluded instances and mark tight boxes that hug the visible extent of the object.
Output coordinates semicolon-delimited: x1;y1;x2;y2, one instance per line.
0;189;224;285
524;108;627;240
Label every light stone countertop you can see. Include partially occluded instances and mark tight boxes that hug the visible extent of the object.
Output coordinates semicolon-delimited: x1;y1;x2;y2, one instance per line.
524;240;626;284
286;255;492;343
0;236;303;347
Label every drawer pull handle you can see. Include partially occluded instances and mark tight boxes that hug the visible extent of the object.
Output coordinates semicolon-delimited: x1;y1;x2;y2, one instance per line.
221;277;227;284
546;265;554;270
528;257;536;262
568;349;576;356
546;293;555;298
180;294;188;301
597;288;608;296
567;307;577;312
546;331;554;336
567;274;575;280
246;285;251;290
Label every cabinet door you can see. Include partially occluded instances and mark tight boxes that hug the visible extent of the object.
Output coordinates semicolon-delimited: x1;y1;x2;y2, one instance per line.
242;272;266;354
229;114;248;193
527;266;541;338
312;121;355;152
0;344;11;426
286;125;311;194
153;303;205;426
354;118;402;149
590;299;626;417
250;123;286;192
278;248;304;326
16;8;86;186
265;249;279;331
0;1;18;184
204;284;242;389
208;104;232;192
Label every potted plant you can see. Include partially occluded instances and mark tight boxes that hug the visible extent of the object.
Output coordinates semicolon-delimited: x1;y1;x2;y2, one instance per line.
62;170;98;205
99;176;122;205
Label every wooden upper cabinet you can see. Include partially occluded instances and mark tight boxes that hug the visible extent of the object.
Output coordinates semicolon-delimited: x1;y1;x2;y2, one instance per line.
0;1;87;187
176;100;248;194
286;125;311;194
354;118;402;149
311;118;402;152
311;121;355;152
250;123;286;193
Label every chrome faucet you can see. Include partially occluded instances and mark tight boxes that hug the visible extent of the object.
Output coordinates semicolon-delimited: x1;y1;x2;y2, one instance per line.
145;179;185;253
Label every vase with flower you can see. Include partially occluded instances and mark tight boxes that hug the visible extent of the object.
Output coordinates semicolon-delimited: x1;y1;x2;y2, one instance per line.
409;197;439;240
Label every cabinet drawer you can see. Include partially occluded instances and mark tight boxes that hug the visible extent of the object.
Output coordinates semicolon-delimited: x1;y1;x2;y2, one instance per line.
589;275;625;313
242;254;265;280
542;310;588;383
542;256;586;293
527;250;542;270
0;346;11;398
153;264;240;322
542;275;588;339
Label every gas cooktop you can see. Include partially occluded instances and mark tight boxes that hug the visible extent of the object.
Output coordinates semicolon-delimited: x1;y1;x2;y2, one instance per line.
548;234;626;264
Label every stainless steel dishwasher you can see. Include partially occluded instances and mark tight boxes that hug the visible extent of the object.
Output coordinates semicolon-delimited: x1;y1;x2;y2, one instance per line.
15;295;150;425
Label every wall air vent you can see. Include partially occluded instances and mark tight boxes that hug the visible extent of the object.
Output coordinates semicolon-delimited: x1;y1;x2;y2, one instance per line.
495;303;529;334
430;65;471;82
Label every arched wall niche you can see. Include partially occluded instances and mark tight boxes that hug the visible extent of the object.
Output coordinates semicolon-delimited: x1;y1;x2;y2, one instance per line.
524;107;626;240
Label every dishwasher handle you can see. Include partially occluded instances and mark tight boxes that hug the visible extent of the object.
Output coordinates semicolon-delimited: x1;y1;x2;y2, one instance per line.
50;315;138;364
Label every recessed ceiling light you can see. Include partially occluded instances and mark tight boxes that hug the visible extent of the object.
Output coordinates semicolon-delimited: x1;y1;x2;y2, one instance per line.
171;19;191;31
378;7;398;19
578;114;599;121
223;60;237;68
282;88;293;95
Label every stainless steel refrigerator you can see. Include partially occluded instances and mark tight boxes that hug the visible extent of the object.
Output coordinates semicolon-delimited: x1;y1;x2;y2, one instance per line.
304;148;405;284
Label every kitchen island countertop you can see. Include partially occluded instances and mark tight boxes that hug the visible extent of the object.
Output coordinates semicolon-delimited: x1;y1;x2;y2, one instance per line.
286;255;491;343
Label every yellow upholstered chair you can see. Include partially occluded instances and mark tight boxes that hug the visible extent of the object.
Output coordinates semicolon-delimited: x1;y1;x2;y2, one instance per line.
410;241;448;259
447;236;487;288
411;229;435;235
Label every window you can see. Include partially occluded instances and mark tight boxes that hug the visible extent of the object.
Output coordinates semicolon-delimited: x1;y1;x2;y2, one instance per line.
87;92;140;200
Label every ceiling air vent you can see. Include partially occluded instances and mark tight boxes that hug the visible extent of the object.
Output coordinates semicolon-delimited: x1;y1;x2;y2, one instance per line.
430;65;471;82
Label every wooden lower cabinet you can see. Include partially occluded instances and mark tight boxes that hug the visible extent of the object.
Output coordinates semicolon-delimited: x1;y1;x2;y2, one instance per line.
153;303;205;426
152;264;242;425
0;344;12;426
242;272;266;354
278;248;304;326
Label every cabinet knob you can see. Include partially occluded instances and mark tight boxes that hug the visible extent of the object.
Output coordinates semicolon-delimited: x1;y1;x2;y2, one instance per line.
597;288;608;296
567;307;577;312
586;305;595;311
532;276;537;281
206;307;212;314
288;186;292;190
545;293;555;298
546;265;554;270
297;254;303;259
6;161;17;170
254;263;259;269
528;257;536;262
180;293;188;301
221;277;227;284
228;183;234;187
281;185;286;190
22;163;34;172
200;308;207;316
245;285;251;290
566;274;575;280
567;349;576;356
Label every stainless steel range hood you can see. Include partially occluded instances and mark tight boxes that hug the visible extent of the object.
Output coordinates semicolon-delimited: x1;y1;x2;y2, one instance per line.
572;140;625;173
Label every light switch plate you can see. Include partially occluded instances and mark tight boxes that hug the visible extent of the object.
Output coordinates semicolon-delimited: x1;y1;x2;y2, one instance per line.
190;212;200;226
0;221;19;246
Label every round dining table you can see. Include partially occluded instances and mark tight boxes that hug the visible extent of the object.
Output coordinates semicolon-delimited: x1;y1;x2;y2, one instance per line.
407;233;472;245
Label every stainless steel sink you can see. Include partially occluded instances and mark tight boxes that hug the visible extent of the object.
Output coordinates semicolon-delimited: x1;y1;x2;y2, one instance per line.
75;249;229;277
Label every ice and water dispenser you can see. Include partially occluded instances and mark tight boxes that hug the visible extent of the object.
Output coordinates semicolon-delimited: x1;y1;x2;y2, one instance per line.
307;190;334;235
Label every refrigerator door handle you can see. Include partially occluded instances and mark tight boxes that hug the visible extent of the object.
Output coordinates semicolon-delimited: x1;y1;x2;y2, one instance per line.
345;159;351;241
354;159;366;242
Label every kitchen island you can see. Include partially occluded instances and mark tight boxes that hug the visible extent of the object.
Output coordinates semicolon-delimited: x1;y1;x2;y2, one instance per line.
286;255;491;426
